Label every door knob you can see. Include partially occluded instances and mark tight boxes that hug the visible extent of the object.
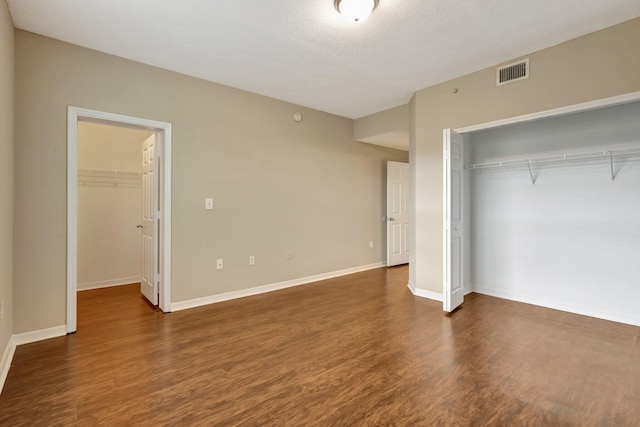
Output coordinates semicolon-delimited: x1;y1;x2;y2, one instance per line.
388;217;395;221
136;224;143;229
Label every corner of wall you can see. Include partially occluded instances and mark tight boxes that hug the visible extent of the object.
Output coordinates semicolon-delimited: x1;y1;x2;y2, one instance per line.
0;0;15;367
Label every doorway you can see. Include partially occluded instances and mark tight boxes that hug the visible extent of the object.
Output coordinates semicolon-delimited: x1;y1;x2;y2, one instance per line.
77;122;152;296
67;107;172;333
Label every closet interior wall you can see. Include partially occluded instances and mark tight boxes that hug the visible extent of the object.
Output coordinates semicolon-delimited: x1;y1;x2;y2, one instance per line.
464;101;640;326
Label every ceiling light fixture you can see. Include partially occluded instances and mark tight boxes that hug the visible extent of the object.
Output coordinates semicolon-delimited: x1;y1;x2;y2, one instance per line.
334;0;379;23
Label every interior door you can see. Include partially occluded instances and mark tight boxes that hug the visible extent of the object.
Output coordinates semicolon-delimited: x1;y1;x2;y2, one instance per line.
443;129;464;312
140;134;158;305
387;161;410;266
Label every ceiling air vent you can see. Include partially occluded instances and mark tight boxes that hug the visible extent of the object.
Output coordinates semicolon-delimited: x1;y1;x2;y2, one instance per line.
496;58;529;86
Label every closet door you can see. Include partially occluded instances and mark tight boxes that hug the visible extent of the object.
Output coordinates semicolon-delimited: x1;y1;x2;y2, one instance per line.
443;129;464;312
140;134;158;306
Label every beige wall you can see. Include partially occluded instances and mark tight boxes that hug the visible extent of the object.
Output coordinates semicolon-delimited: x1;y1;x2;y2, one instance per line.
354;104;409;140
77;122;151;289
13;30;407;333
0;1;14;354
354;104;409;151
411;18;640;294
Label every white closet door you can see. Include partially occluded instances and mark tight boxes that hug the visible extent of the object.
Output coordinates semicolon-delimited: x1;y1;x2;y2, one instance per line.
443;129;464;312
387;161;410;266
140;134;158;305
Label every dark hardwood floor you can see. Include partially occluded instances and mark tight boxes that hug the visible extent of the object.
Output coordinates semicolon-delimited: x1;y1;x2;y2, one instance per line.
1;266;638;426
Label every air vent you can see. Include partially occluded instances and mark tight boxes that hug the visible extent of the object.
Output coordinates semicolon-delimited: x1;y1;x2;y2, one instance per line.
496;58;529;86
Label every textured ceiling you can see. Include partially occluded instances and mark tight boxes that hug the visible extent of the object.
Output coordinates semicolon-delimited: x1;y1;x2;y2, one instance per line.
7;0;640;119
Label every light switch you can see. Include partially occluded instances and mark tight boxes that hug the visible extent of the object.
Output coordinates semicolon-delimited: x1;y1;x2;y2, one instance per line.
205;198;214;210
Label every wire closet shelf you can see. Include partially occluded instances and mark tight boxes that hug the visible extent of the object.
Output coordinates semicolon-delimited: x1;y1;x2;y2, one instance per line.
78;168;141;188
465;146;640;184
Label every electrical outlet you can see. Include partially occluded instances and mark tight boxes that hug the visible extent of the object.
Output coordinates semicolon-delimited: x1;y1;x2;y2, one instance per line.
369;241;374;249
216;258;223;270
286;250;293;260
249;256;255;266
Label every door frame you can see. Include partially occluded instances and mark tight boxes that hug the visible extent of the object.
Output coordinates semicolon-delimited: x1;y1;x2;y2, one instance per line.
443;90;640;305
67;106;173;333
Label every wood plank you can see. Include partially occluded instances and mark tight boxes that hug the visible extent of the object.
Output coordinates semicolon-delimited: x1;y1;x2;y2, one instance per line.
0;266;638;425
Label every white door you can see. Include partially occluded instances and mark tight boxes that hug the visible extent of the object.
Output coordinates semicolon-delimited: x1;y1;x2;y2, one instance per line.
443;129;464;312
387;161;410;266
140;134;158;305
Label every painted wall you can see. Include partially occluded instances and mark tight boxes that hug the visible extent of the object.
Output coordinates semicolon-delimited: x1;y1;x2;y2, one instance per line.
77;122;151;290
13;31;408;333
354;104;409;151
0;1;14;357
410;18;640;295
468;101;640;325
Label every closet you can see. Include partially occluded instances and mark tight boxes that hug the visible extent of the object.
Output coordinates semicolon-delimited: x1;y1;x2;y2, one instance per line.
461;100;640;325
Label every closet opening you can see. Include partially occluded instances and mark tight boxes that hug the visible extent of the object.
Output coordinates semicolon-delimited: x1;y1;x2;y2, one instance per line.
67;107;172;333
443;92;640;326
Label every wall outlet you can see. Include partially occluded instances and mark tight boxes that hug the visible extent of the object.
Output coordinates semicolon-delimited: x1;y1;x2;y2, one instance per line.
216;258;223;270
249;256;255;266
286;250;293;260
369;241;374;249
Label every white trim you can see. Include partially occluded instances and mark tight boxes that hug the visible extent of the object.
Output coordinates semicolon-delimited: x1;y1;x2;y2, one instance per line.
442;129;449;309
77;277;141;291
172;262;386;312
0;336;16;394
67;109;78;333
407;281;416;293
67;107;173;333
161;130;172;312
474;286;640;327
457;91;640;134
12;325;67;346
407;282;443;302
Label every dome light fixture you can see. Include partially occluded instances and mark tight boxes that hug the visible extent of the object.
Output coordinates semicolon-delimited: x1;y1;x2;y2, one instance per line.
334;0;379;23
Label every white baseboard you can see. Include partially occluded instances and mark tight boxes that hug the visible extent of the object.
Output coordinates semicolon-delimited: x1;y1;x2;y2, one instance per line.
172;262;386;312
78;276;140;291
0;336;16;394
1;326;67;395
474;286;640;327
407;282;443;302
12;325;67;346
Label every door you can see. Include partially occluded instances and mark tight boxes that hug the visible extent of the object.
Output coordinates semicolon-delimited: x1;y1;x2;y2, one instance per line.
443;129;464;312
140;134;158;305
387;161;410;266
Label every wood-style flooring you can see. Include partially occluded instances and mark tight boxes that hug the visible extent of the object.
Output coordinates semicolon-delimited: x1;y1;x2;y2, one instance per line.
1;266;639;426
